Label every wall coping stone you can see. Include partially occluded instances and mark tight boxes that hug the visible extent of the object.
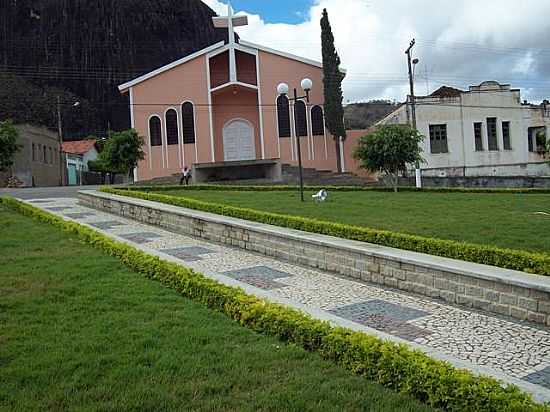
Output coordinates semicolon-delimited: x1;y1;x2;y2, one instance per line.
81;190;550;294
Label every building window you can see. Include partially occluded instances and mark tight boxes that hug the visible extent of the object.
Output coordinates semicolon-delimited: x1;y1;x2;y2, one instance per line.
165;109;179;145
474;122;483;151
487;117;498;150
276;95;291;138
181;102;196;144
311;105;324;136
32;143;36;161
502;121;511;150
294;100;308;137
529;127;547;153
43;145;47;163
49;147;53;164
429;124;448;154
149;116;162;146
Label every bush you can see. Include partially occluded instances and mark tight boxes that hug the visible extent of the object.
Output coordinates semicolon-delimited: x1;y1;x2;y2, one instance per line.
129;184;550;194
102;187;550;276
1;196;548;412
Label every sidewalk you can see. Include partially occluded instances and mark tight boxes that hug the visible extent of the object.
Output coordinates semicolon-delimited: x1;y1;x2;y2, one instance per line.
24;196;550;402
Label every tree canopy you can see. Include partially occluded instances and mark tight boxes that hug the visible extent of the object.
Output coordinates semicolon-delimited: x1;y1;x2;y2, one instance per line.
354;125;424;192
0;120;21;173
96;129;144;179
320;8;346;172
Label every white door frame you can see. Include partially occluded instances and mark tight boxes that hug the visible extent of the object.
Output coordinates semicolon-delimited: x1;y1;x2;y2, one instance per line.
222;118;256;161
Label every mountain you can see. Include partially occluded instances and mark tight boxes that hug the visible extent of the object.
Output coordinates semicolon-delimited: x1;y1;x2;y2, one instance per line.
0;0;228;139
344;101;401;130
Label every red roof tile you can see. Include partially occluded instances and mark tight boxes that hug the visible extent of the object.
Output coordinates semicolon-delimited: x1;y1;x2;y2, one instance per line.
62;140;97;155
430;86;464;98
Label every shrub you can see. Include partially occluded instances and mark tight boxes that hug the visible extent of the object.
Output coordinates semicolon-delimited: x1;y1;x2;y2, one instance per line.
1;196;548;412
102;187;550;276
128;184;550;194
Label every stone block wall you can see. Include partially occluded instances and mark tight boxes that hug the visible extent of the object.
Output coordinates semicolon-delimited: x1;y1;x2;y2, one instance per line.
79;191;550;327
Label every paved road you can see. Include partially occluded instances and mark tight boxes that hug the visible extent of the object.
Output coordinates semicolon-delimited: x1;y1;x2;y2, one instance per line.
0;186;101;200
17;194;550;403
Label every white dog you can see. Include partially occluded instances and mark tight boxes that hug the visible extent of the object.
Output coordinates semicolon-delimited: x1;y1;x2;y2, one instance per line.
312;189;328;203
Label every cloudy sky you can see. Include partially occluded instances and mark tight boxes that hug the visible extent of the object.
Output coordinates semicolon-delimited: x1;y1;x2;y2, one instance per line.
202;0;550;104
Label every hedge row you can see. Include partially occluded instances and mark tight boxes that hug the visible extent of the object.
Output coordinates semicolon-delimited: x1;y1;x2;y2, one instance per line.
103;187;550;276
2;196;548;412
128;184;550;194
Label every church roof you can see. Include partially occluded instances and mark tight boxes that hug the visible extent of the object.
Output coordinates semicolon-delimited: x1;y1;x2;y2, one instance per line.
118;41;225;92
118;40;329;93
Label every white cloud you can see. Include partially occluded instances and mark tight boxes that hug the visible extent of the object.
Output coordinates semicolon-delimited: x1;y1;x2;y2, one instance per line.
202;0;550;103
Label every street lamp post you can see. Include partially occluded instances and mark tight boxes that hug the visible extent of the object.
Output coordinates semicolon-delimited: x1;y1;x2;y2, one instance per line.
405;39;422;189
277;78;313;202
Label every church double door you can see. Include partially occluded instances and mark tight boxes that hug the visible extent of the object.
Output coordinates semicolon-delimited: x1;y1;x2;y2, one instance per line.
223;119;256;162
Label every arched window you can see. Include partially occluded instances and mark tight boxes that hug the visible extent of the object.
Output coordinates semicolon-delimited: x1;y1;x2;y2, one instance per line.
294;100;308;137
277;95;291;138
181;102;196;144
149;116;162;146
165;109;179;145
311;105;324;136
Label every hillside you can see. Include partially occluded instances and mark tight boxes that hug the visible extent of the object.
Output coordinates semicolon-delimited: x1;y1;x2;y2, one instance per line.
0;0;228;139
344;101;401;130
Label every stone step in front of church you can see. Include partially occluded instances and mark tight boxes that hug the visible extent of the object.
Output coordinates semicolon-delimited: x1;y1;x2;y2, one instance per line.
78;190;550;329
134;163;375;187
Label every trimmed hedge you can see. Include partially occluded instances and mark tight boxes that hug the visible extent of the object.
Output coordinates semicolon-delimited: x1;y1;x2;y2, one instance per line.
102;187;550;276
1;196;548;412
128;184;550;194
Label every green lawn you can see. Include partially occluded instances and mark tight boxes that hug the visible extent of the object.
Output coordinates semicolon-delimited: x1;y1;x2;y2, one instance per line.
152;189;550;253
0;206;433;412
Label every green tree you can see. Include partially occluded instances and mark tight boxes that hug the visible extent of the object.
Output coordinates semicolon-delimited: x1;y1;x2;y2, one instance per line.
0;120;21;173
320;8;346;172
353;125;424;192
97;129;144;183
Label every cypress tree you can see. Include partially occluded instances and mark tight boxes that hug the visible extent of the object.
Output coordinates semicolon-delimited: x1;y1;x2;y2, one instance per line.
320;8;346;172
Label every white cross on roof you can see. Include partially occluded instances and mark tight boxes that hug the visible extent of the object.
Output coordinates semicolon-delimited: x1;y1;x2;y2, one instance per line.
212;3;248;46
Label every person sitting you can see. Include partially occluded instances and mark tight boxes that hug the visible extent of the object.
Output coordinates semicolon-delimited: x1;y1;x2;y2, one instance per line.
180;166;192;185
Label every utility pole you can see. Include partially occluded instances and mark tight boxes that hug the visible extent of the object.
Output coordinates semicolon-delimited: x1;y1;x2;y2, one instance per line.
405;39;422;189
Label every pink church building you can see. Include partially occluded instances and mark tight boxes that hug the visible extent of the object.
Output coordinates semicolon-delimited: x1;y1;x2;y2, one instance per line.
119;6;364;183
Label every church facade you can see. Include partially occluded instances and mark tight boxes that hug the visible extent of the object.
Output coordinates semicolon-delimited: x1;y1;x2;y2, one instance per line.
118;7;350;182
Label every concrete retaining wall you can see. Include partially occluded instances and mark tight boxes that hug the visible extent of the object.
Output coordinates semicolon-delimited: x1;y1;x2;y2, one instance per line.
399;175;550;188
79;190;550;327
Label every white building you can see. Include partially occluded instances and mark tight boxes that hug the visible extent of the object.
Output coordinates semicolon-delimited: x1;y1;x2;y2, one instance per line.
378;81;550;177
61;140;99;185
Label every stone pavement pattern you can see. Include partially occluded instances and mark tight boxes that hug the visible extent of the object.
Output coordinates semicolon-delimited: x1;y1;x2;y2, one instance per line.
23;197;550;399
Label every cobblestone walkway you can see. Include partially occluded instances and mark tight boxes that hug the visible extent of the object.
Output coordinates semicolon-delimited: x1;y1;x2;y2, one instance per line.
27;197;550;401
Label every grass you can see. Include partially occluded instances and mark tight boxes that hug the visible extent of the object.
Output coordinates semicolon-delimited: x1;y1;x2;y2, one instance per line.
0;206;434;412
150;188;550;253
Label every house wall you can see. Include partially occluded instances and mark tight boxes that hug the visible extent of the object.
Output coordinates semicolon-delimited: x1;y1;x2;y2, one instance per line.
82;147;98;171
131;54;211;181
3;125;61;187
379;85;550;177
343;129;373;177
